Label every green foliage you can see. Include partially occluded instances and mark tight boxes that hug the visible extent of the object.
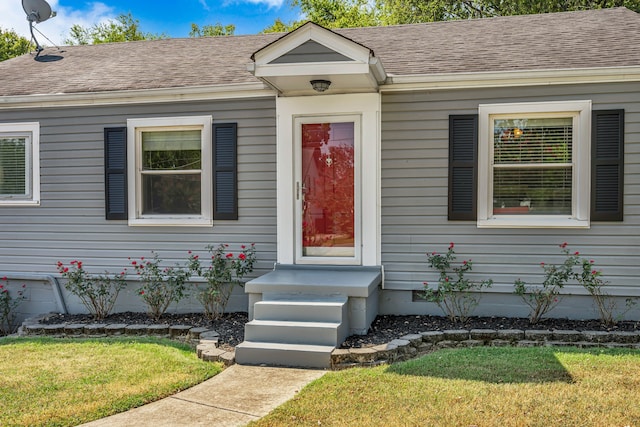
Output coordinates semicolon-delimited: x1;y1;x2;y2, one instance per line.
131;252;193;321
189;23;236;37
56;260;127;321
65;13;166;45
293;0;378;28
261;18;298;33
0;277;26;335
278;0;640;30
574;253;638;326
0;27;33;61
514;242;581;324
421;243;493;323
515;242;638;325
188;243;256;319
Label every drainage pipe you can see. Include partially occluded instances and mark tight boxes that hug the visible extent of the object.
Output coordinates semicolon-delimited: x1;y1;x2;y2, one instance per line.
0;272;68;314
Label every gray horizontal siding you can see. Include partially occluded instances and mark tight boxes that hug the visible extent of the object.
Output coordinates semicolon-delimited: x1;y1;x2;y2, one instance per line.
269;40;352;64
0;97;277;278
381;82;640;294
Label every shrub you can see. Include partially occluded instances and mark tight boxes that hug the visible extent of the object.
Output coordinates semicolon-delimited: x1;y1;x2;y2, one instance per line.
514;242;581;324
0;277;26;335
575;255;637;327
56;260;127;321
420;243;493;323
131;252;193;321
189;243;256;319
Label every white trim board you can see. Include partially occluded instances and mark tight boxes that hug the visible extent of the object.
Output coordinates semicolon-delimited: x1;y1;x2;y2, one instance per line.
276;93;381;266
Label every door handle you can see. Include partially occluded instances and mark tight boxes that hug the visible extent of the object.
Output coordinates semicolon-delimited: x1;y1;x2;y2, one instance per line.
296;182;308;200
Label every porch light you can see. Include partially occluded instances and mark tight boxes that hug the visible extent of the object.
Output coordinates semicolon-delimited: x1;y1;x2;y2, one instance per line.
310;79;331;92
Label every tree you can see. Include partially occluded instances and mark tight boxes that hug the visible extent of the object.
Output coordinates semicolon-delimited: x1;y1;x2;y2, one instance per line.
262;18;296;33
65;13;165;45
189;23;235;37
0;28;33;61
273;0;640;30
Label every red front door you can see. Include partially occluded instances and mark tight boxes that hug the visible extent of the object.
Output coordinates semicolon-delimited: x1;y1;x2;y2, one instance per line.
300;121;355;258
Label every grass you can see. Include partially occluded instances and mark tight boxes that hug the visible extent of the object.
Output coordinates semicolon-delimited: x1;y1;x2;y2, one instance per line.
251;346;640;427
0;337;222;427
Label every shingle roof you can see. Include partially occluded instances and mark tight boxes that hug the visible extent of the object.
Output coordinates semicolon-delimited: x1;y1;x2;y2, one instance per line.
1;7;639;97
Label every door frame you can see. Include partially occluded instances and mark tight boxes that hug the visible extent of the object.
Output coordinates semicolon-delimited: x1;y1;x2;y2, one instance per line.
276;93;381;266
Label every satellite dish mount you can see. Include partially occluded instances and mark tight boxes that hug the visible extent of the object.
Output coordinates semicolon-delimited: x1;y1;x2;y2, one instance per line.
22;0;56;57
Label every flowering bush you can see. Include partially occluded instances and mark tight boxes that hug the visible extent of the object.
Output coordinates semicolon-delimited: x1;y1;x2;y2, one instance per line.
56;260;127;321
575;252;637;327
421;243;493;323
514;242;581;324
189;243;256;319
131;252;193;321
0;276;26;335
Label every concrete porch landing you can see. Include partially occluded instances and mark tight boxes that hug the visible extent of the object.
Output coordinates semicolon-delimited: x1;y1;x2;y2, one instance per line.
236;264;382;368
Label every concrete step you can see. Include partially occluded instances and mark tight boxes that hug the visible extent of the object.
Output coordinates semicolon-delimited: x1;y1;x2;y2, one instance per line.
235;341;334;369
253;298;347;323
244;319;347;347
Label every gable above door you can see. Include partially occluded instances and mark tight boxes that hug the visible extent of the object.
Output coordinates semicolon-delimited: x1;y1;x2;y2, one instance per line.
248;22;387;96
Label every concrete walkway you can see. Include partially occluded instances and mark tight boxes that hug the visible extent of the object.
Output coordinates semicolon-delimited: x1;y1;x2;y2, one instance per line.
79;365;326;427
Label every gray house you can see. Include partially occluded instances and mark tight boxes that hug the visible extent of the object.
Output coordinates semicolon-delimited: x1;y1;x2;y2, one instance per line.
1;7;639;367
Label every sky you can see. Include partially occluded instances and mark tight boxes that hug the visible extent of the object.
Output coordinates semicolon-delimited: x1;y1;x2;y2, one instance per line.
1;0;302;45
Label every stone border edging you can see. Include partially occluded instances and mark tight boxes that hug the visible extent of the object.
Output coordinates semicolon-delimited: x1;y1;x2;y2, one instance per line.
331;328;640;369
18;321;640;370
19;321;237;367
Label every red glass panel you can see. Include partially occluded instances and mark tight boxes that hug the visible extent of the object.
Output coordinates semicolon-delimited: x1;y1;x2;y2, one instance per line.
301;122;354;257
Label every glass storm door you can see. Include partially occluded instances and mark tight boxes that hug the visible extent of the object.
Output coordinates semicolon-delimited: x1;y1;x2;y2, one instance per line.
296;118;359;262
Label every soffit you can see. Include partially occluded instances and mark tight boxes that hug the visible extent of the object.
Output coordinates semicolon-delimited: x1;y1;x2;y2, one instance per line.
249;22;387;96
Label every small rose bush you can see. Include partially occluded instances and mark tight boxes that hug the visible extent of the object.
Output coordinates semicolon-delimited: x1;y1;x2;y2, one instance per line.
0;276;26;335
56;260;127;321
421;243;493;323
514;242;581;324
574;249;637;326
189;243;256;320
515;242;637;325
131;252;193;321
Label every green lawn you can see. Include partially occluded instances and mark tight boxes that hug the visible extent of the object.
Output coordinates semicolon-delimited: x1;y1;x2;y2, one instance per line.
251;347;640;427
0;337;222;427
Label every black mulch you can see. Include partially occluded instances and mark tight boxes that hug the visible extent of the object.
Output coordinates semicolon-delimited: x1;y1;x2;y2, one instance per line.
40;312;640;349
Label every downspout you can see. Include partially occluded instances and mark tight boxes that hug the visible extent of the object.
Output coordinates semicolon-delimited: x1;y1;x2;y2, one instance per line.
0;272;68;314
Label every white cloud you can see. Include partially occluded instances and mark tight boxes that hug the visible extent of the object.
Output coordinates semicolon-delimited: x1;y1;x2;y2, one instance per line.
198;0;210;11
0;1;116;46
237;0;286;9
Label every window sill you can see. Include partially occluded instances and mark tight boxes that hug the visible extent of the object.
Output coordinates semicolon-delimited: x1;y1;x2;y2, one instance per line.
0;200;40;207
128;217;213;227
477;215;589;229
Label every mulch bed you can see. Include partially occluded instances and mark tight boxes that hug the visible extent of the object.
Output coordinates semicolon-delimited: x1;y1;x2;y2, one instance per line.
41;312;640;349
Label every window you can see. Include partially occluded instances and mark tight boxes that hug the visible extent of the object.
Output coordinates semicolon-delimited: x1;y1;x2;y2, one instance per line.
127;116;212;226
0;122;40;206
477;101;591;228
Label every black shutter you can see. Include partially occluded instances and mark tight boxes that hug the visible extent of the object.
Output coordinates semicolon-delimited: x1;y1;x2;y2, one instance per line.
213;123;238;220
104;127;128;220
591;110;624;222
448;115;478;220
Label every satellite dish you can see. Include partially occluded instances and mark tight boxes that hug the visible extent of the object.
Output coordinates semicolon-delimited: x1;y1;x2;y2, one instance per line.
22;0;57;56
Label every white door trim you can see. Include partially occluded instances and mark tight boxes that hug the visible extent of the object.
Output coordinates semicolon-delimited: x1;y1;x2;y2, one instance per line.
277;93;381;266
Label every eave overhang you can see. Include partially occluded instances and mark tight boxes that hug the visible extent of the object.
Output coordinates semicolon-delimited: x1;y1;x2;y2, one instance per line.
249;22;387;96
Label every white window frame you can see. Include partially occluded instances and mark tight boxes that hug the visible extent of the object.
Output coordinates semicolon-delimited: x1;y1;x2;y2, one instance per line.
127;116;212;226
0;122;40;206
477;100;591;228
